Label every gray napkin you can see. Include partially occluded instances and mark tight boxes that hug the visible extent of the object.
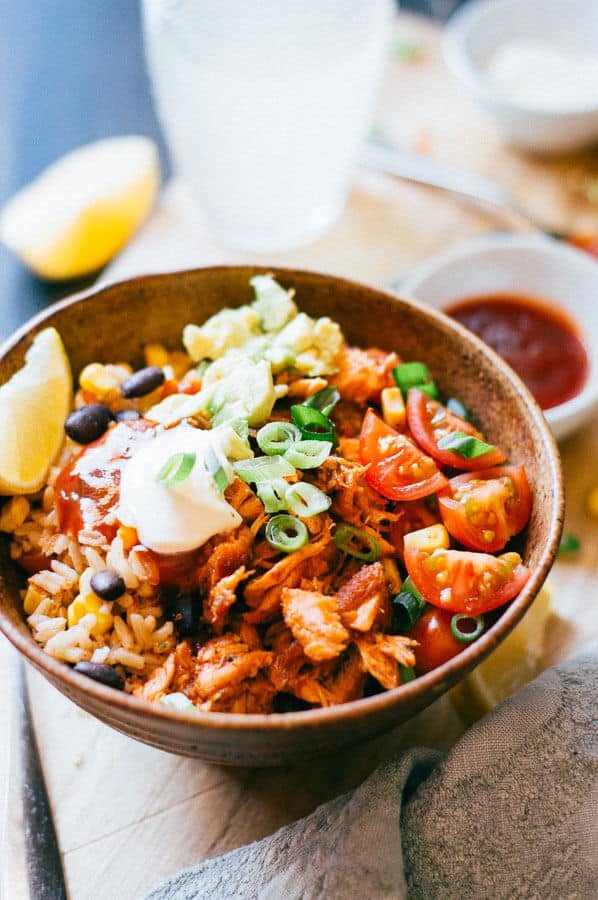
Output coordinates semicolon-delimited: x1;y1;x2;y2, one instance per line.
147;647;597;900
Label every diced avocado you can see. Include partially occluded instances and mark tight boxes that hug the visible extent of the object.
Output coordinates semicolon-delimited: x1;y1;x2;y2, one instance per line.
183;306;259;362
145;393;205;427
272;313;343;376
202;357;276;427
250;274;297;332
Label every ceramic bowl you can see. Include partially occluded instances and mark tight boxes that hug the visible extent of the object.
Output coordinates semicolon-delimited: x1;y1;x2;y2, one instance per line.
400;233;598;442
444;0;598;153
0;266;563;765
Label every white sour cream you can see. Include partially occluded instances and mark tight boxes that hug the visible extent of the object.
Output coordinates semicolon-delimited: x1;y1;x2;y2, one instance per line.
485;40;598;110
118;424;242;554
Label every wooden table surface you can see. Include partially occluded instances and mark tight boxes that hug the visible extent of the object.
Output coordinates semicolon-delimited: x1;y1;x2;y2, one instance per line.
1;12;597;900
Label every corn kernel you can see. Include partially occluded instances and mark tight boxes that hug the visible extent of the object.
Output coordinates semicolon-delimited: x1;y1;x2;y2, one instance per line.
67;593;113;636
0;496;31;533
144;343;169;368
404;523;450;554
381;387;406;428
587;486;598;519
117;525;138;550
23;585;45;615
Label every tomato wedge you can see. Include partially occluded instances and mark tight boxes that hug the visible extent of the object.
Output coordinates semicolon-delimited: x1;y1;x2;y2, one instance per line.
404;529;531;615
389;499;440;562
359;409;447;501
438;465;531;553
407;389;506;470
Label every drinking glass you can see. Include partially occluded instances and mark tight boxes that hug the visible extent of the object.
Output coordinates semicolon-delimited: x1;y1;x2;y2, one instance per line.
142;0;394;252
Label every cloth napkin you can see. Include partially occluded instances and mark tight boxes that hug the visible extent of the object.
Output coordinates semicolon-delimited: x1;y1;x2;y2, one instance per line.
146;646;597;900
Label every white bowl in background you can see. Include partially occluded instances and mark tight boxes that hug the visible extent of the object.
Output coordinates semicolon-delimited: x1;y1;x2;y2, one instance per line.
443;0;598;153
400;233;598;441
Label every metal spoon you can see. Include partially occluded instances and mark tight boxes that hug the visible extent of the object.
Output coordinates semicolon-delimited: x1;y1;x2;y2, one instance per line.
359;138;563;238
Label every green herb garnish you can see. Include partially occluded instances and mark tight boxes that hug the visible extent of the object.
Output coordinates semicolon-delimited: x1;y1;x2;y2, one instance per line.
437;431;495;459
156;452;196;486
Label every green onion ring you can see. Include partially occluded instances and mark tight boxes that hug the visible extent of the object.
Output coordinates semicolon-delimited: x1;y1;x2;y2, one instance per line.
303;386;341;417
393;362;438;399
392;576;427;632
284;440;333;470
156;451;196;486
285;482;331;518
450;614;485;644
291;404;336;444
233;454;295;484
256;421;301;456
265;514;309;554
203;446;230;494
256;478;289;513
333;524;381;562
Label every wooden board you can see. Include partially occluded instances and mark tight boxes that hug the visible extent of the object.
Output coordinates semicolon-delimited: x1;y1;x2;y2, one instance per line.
1;13;597;899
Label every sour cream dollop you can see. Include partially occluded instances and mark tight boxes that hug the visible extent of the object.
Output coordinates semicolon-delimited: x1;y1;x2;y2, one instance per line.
118;424;242;554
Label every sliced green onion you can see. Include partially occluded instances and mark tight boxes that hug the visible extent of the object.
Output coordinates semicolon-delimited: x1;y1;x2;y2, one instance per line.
285;482;331;518
285;440;333;470
265;514;309;553
437;430;495;459
156;452;196;486
393;362;438;399
450;614;485;644
256;478;289;513
399;665;416;683
203;446;229;494
558;532;581;556
333;524;381;562
256;421;301;456
446;397;470;421
228;417;250;443
233;454;295;485
391;576;427;632
303;386;341;417
291;404;336;444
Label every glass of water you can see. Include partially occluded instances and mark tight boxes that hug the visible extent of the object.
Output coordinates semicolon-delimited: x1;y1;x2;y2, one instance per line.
142;0;394;252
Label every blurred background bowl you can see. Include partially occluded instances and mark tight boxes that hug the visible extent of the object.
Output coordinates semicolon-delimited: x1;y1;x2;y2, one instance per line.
0;266;563;764
443;0;598;153
400;233;598;441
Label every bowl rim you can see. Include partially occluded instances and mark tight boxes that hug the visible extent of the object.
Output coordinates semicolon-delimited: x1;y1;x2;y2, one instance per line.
443;0;598;118
399;232;598;434
0;265;564;734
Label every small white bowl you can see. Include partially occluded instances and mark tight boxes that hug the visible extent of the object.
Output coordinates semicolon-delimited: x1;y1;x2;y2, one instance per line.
400;233;598;441
444;0;598;153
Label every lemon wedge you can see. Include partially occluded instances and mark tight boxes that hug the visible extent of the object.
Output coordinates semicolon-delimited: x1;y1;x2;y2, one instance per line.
450;586;555;724
0;136;159;281
0;328;72;494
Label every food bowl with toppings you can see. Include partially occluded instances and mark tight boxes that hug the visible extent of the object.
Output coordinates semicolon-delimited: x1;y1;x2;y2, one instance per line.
400;232;598;442
0;267;563;764
444;0;598;153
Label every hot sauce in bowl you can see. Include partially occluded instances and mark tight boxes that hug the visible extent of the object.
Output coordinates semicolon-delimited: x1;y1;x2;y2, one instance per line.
445;293;589;411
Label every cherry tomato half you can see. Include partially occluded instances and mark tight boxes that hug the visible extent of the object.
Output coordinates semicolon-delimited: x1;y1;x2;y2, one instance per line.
359;409;448;501
438;465;531;553
404;529;531;615
409;607;465;675
407;389;506;471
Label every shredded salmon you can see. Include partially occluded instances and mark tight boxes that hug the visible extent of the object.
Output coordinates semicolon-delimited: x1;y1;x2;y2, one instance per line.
282;587;350;662
330;345;399;405
204;565;252;632
337;561;391;632
354;633;417;690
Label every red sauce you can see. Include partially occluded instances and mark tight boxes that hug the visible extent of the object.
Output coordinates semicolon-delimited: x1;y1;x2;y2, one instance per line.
55;419;156;542
570;234;598;261
445;293;589;411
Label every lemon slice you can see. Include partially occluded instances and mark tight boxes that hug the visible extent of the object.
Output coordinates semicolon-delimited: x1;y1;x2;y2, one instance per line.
450;586;555;724
0;328;72;494
0;136;159;281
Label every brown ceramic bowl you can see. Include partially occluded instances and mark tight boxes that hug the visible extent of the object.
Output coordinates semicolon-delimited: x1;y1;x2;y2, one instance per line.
0;266;563;765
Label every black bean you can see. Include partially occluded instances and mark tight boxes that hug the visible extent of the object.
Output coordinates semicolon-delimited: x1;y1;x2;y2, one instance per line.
64;403;113;444
170;590;200;637
114;408;141;422
120;366;165;398
90;569;126;601
74;662;124;690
